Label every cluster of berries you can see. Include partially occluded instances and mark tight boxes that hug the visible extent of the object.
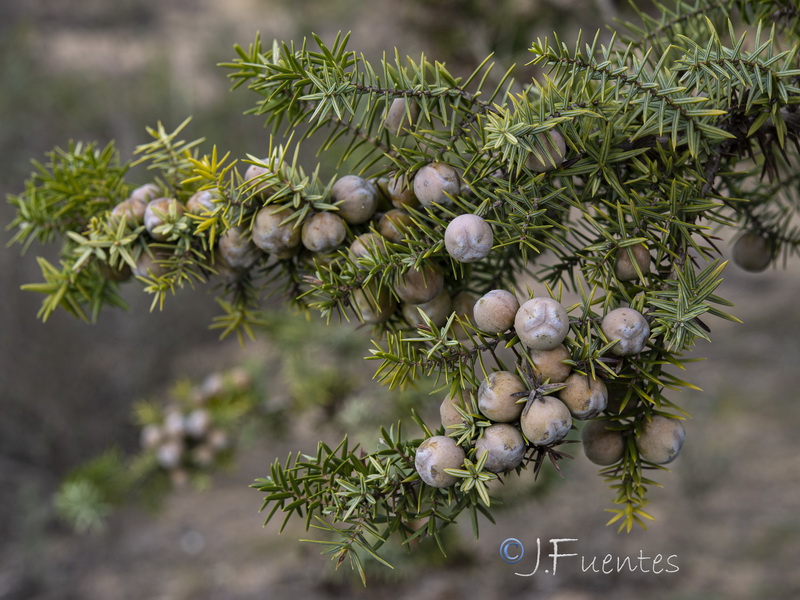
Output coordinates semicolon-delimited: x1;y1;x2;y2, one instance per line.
138;368;252;485
415;287;686;488
100;102;575;334
108;182;224;279
107;99;690;492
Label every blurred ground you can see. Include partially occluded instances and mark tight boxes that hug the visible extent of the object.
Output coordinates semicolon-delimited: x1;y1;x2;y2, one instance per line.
1;1;800;599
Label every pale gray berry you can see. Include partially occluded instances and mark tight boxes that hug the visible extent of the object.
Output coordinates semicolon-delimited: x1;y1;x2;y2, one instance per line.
200;373;225;400
301;212;347;253
440;394;466;429
475;423;526;473
414;436;465;488
243;162;274;196
111;197;147;225
156;439;184;469
601;307;650;356
144;197;184;241
413;162;460;207
186;190;217;215
218;227;260;269
635;415;686;464
332;175;379;224
444;214;493;263
163;410;186;438
384;97;419;136
478;371;527;423
514;297;570;350
252;207;301;257
185;409;212;439
129;183;160;204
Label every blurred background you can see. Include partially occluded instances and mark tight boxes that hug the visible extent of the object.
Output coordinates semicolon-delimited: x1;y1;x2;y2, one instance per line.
1;0;799;598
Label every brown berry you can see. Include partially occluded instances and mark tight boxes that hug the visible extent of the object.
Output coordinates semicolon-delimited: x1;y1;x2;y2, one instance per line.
387;173;419;209
451;291;477;340
378;209;413;243
208;428;230;451
351;286;396;324
132;248;171;279
732;231;772;272
99;261;132;282
529;344;572;383
559;373;608;420
525;130;567;172
349;232;386;259
394;262;444;304
140;424;164;450
615;243;651;281
402;289;452;328
191;444;216;467
581;420;624;465
473;290;519;334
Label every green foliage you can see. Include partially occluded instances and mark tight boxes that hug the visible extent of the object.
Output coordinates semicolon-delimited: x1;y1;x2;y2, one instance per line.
10;0;800;580
254;419;498;585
